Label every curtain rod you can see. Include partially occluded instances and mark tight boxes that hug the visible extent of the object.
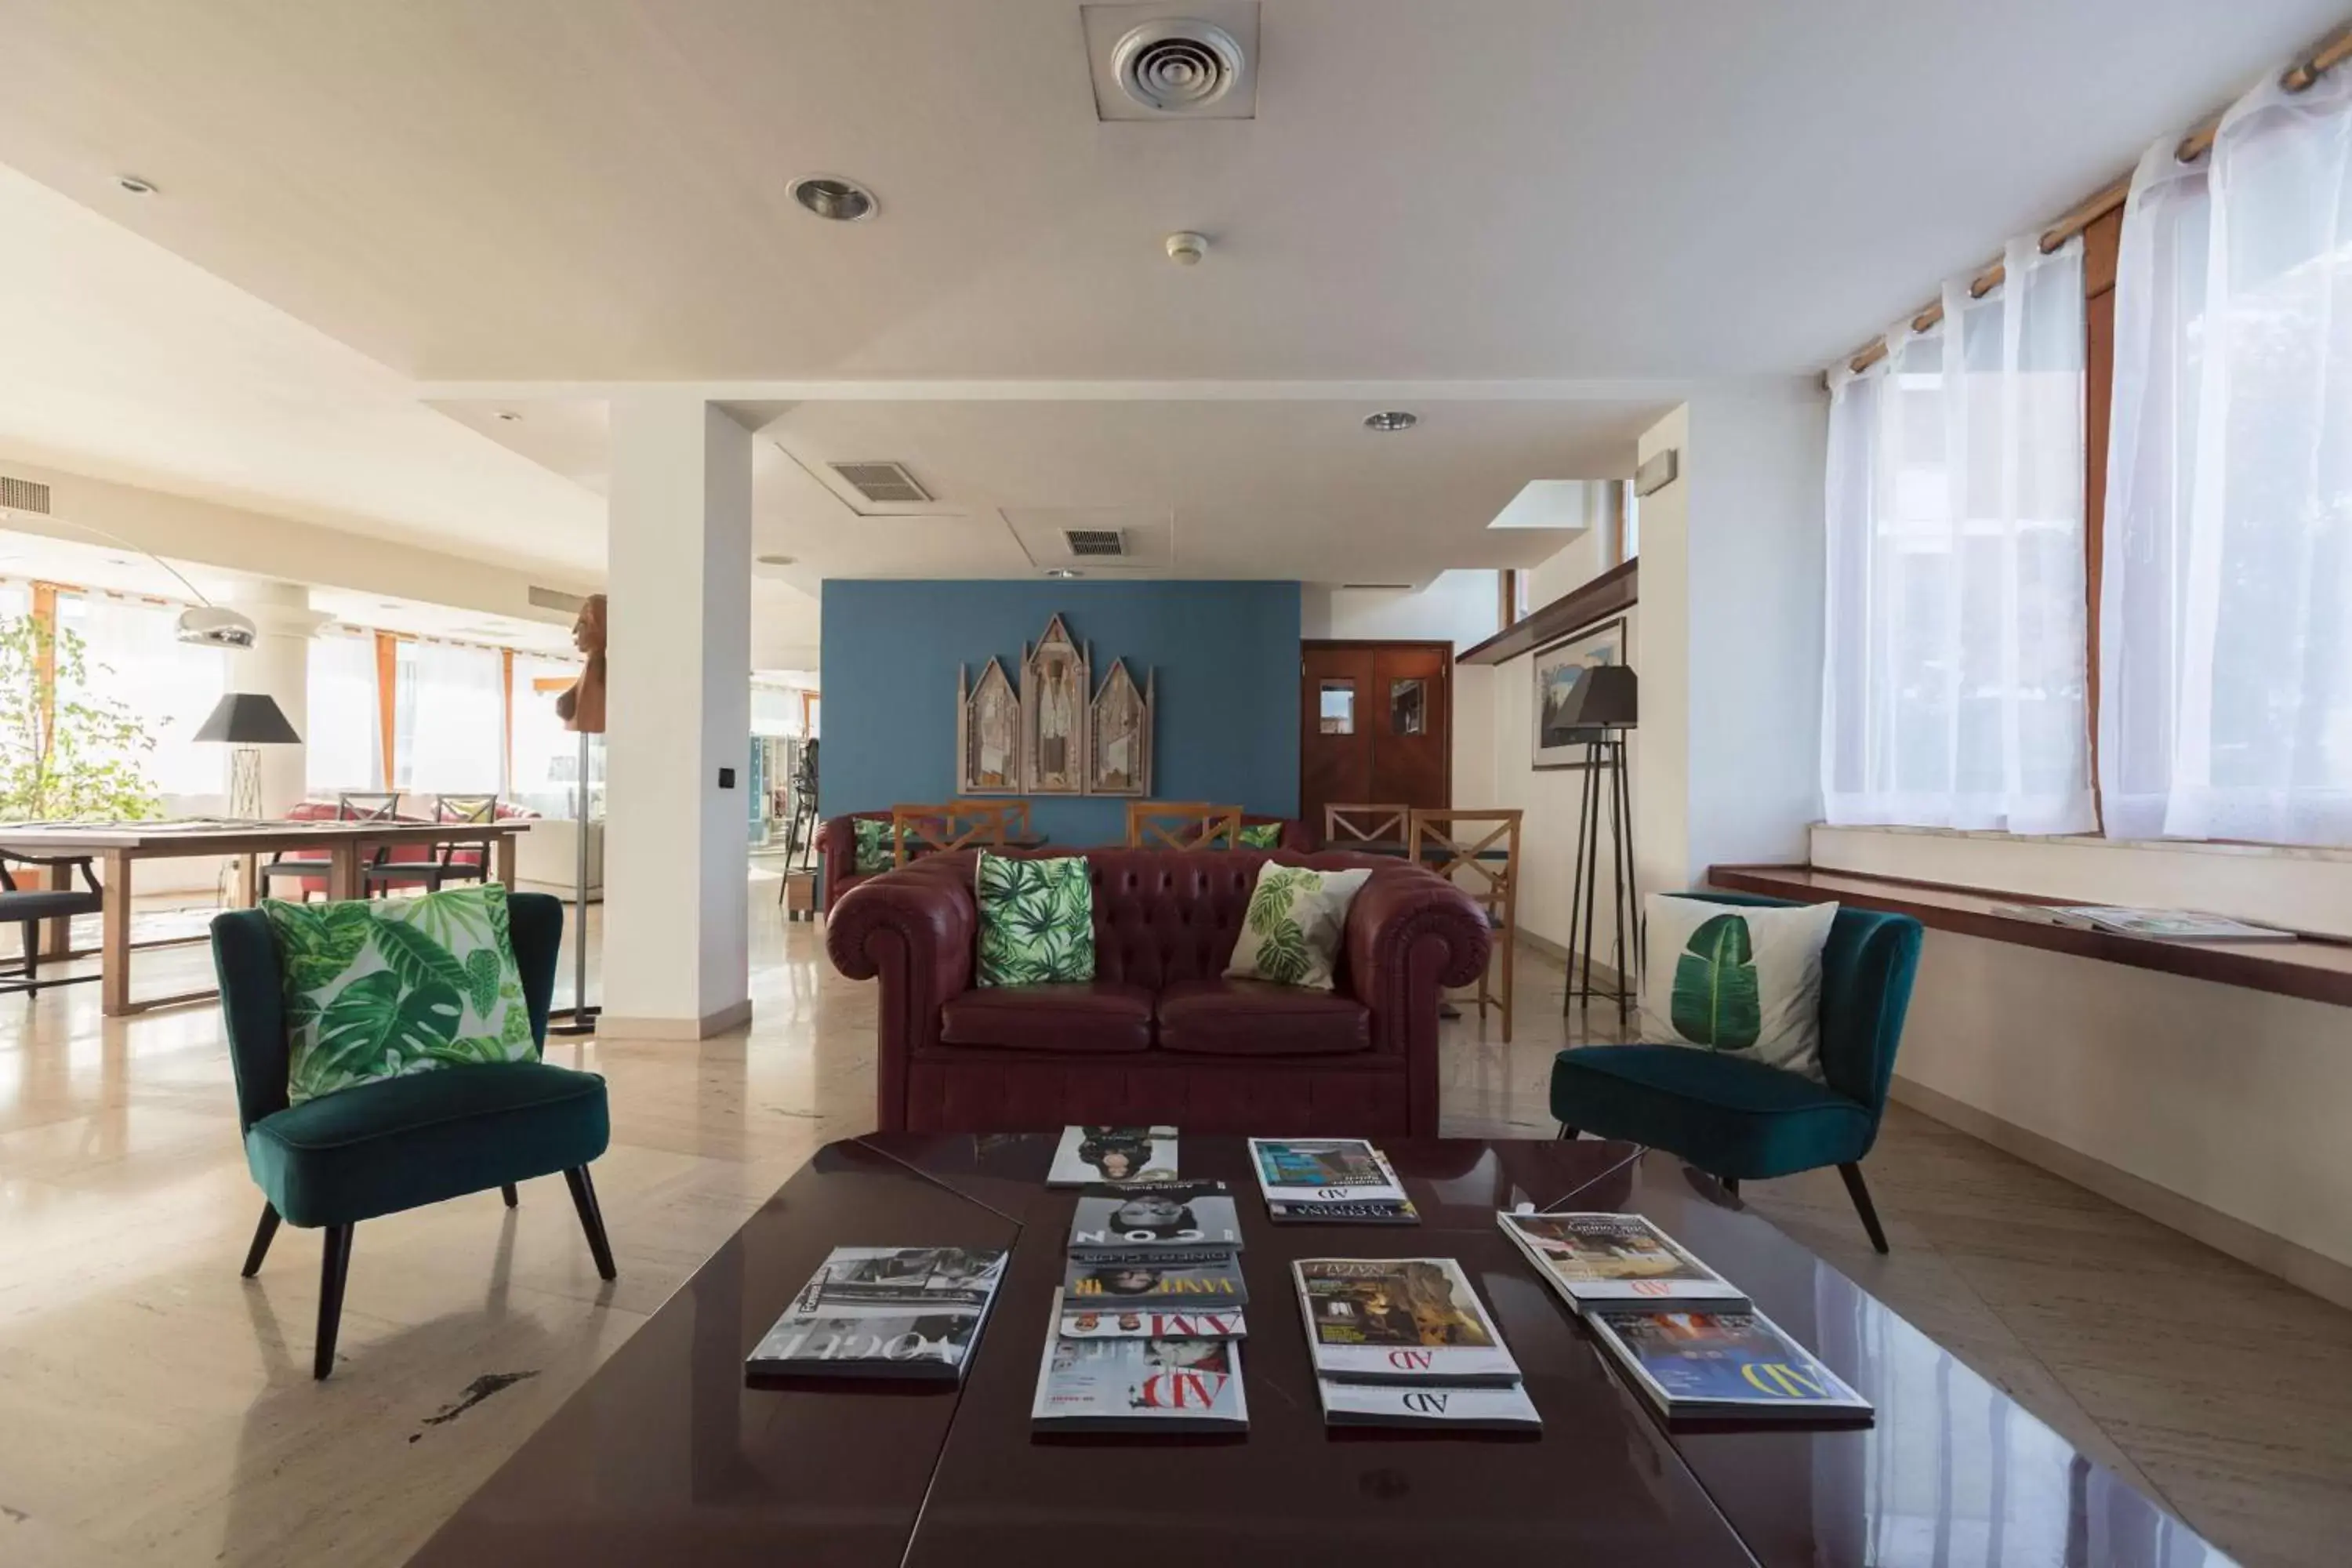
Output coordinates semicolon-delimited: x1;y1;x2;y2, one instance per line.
1840;23;2351;377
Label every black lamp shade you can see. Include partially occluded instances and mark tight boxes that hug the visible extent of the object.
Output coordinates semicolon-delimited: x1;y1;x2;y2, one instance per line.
194;692;303;745
1556;664;1637;729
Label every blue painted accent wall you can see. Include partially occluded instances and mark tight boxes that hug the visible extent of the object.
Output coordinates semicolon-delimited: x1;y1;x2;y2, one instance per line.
819;580;1301;846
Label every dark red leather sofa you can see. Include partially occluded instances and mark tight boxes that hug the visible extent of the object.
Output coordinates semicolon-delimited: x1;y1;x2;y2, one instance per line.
825;848;1490;1136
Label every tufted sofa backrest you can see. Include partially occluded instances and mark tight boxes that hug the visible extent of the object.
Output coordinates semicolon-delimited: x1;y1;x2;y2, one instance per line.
1076;848;1392;988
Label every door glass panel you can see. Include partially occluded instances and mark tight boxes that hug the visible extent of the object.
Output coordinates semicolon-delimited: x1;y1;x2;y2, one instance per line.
1319;681;1356;735
1390;678;1426;735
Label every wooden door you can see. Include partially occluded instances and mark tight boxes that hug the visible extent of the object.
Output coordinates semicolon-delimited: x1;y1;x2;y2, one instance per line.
1298;641;1451;834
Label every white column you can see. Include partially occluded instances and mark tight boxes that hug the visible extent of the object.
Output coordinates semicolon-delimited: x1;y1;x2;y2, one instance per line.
600;395;753;1037
230;581;329;818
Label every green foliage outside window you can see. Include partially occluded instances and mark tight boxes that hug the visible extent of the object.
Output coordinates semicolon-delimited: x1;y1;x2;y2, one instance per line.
0;613;163;822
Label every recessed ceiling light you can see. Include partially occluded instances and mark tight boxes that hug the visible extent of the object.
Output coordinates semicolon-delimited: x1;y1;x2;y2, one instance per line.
1363;411;1418;433
1045;568;1083;579
115;175;157;195
789;174;877;223
495;410;522;423
757;553;796;567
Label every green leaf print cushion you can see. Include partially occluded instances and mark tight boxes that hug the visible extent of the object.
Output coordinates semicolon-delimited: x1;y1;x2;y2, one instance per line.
1225;862;1372;989
975;852;1095;986
1238;822;1283;849
263;884;535;1105
852;818;895;874
1638;894;1838;1081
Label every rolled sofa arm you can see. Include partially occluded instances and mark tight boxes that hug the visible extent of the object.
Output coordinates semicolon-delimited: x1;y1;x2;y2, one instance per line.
825;854;978;1131
1345;865;1492;996
818;815;858;903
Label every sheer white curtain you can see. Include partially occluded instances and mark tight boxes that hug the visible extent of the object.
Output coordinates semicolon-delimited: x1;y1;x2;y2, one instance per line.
1822;237;2096;833
61;592;227;801
395;640;504;795
2101;67;2352;845
508;652;583;817
305;628;383;794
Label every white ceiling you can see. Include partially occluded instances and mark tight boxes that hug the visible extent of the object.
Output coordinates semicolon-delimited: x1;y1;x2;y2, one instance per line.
433;393;1657;587
0;0;2331;380
0;0;2337;598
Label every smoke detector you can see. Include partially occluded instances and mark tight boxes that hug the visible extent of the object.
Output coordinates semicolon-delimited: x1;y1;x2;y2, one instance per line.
1164;230;1208;266
1084;5;1259;122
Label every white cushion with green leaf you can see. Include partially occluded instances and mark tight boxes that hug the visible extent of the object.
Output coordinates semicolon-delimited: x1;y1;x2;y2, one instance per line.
1639;894;1838;1082
1226;862;1373;989
264;885;535;1105
975;852;1095;987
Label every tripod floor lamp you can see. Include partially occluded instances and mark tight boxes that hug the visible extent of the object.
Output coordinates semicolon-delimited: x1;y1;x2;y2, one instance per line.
1557;664;1639;1024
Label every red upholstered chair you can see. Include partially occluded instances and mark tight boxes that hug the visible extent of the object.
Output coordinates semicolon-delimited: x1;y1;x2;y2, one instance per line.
825;847;1490;1136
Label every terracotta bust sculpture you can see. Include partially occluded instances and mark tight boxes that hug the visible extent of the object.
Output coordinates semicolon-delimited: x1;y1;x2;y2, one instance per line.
555;593;608;735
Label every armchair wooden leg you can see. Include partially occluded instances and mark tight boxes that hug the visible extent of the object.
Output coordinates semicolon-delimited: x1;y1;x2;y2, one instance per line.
1838;1161;1890;1254
500;1183;519;1208
1720;1176;1740;1198
314;1225;354;1380
1556;1123;1579;1141
241;1203;281;1277
563;1167;617;1281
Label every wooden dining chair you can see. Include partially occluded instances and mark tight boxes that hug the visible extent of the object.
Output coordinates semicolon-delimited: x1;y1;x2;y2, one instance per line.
429;794;500;888
1323;804;1410;854
259;792;404;901
1409;808;1524;1041
949;799;1025;845
1127;801;1243;851
890;802;1004;866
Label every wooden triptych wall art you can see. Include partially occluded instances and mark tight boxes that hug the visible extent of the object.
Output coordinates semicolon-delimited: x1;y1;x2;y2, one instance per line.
956;614;1154;797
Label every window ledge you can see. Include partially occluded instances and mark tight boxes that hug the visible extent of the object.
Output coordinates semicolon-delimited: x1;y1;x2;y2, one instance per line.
1813;822;2352;868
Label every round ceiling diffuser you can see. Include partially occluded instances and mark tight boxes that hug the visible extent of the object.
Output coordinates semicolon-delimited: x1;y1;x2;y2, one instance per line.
1112;19;1244;113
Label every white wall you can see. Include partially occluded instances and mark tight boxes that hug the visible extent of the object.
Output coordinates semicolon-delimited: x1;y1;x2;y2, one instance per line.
1305;570;1501;647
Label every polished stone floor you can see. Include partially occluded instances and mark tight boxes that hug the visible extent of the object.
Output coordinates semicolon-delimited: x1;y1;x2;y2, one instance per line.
2;880;2348;1566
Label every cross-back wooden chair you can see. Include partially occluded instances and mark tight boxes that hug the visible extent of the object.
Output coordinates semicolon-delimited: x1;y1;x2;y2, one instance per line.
1408;808;1524;1041
891;801;1007;866
431;794;500;888
951;798;1029;843
1127;801;1243;851
1323;804;1410;854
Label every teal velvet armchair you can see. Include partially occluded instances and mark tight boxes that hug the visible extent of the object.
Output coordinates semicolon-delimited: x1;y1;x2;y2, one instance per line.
211;891;615;1378
1549;893;1923;1251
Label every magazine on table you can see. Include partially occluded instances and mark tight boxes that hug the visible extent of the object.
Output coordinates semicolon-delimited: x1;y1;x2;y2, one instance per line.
1047;1125;1179;1185
1989;904;2295;942
1057;1303;1247;1341
1063;1247;1247;1310
1314;1375;1541;1430
1265;1195;1421;1225
1497;1211;1748;1311
1069;1181;1243;1253
1587;1307;1873;1425
745;1246;1007;1380
1248;1138;1408;1206
1292;1258;1521;1385
1031;1290;1250;1432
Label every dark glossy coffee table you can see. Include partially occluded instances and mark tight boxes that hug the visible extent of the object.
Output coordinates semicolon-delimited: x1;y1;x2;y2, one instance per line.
409;1136;2233;1568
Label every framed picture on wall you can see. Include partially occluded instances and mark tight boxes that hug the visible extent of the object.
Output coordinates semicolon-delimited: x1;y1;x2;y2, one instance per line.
1531;617;1627;770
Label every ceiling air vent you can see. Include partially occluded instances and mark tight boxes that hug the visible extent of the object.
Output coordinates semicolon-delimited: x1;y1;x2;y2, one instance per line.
528;586;586;615
1063;528;1127;557
1113;19;1244;112
0;475;53;515
1084;6;1258;121
829;461;932;506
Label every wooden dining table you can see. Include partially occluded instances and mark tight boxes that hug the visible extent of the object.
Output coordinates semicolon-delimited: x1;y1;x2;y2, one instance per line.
0;818;528;1017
